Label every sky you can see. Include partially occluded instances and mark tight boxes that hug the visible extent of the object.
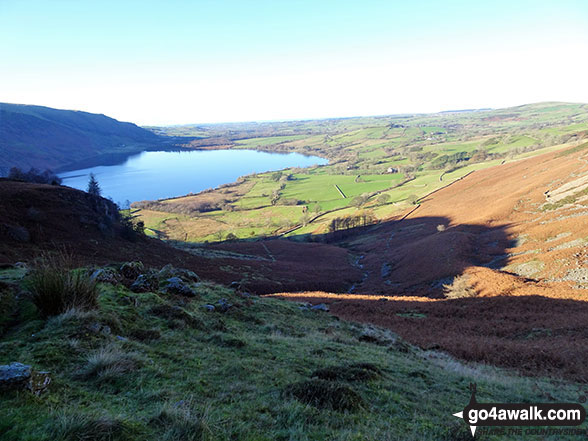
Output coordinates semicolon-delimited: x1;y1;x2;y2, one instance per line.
1;0;587;125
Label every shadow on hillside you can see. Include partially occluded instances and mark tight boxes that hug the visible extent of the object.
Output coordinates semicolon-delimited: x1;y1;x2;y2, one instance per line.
205;215;513;297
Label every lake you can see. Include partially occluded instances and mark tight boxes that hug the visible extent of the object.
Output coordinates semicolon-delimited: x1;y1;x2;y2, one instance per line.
58;149;327;204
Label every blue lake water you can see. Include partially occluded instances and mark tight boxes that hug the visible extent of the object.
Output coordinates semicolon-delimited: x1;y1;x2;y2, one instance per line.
58;149;327;204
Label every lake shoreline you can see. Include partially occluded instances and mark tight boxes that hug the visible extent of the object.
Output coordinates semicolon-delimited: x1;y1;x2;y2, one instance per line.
58;149;328;204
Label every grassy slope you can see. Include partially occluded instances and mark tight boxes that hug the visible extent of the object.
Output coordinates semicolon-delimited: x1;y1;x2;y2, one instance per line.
136;102;588;243
0;267;584;441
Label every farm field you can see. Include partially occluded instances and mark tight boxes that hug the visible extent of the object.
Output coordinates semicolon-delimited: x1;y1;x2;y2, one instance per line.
135;102;588;243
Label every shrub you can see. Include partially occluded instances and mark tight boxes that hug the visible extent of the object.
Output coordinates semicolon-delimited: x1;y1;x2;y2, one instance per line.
377;194;391;205
119;212;145;242
8;167;62;185
406;194;419;205
26;253;100;318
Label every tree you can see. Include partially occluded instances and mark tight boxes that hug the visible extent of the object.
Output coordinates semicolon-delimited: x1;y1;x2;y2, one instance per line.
87;173;101;197
225;232;238;241
350;193;369;209
377;194;391;205
406;194;419;205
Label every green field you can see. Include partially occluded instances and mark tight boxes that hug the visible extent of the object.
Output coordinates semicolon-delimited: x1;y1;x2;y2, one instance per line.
136;102;588;242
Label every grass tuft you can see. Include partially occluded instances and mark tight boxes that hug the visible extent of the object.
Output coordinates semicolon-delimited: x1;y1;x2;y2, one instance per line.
26;252;100;318
284;379;365;411
78;345;141;381
151;399;210;441
49;411;139;441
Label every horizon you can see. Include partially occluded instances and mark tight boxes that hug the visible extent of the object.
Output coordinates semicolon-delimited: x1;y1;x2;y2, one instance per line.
1;1;587;125
4;100;582;128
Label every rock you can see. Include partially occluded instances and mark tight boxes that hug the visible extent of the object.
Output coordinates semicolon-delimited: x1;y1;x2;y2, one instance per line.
158;264;176;279
87;322;111;335
119;261;144;279
177;269;199;283
161;277;195;297
0;363;50;395
202;304;215;312
229;281;241;290
130;274;158;293
90;268;121;284
311;303;329;312
0;362;31;389
158;264;200;283
217;298;233;312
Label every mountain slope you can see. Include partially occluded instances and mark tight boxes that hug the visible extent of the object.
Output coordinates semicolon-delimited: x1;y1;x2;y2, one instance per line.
0;103;162;174
0;179;359;294
273;142;588;381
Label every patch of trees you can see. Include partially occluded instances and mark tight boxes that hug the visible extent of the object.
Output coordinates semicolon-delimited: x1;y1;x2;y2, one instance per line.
430;151;471;169
119;211;146;242
328;211;376;238
349;193;371;208
132;199;227;215
7;167;62;185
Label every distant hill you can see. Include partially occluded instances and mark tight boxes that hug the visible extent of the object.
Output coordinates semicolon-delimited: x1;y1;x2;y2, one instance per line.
0;103;163;174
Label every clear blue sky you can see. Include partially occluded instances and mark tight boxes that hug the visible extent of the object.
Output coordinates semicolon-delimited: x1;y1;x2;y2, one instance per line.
1;0;587;124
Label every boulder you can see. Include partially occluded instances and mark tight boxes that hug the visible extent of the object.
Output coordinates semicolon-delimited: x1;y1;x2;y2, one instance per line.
158;264;200;283
130;274;158;293
0;362;31;389
161;277;196;297
0;363;50;395
217;298;233;312
157;264;176;279
90;268;121;285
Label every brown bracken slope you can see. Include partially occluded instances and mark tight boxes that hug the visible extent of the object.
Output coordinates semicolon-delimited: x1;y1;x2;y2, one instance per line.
272;143;588;382
0;179;359;294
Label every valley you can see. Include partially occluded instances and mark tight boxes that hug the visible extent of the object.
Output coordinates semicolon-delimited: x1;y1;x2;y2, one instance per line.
1;102;588;440
134;102;588;243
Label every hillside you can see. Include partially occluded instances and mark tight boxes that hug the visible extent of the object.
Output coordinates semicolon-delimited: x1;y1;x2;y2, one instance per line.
274;141;588;382
0;180;359;294
0;103;164;174
1;144;588;439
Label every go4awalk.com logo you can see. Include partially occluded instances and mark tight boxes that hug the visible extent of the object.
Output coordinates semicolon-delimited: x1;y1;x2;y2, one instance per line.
453;384;586;437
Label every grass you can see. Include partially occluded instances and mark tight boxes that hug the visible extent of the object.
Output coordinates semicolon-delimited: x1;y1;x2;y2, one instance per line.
0;264;586;440
26;253;100;318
